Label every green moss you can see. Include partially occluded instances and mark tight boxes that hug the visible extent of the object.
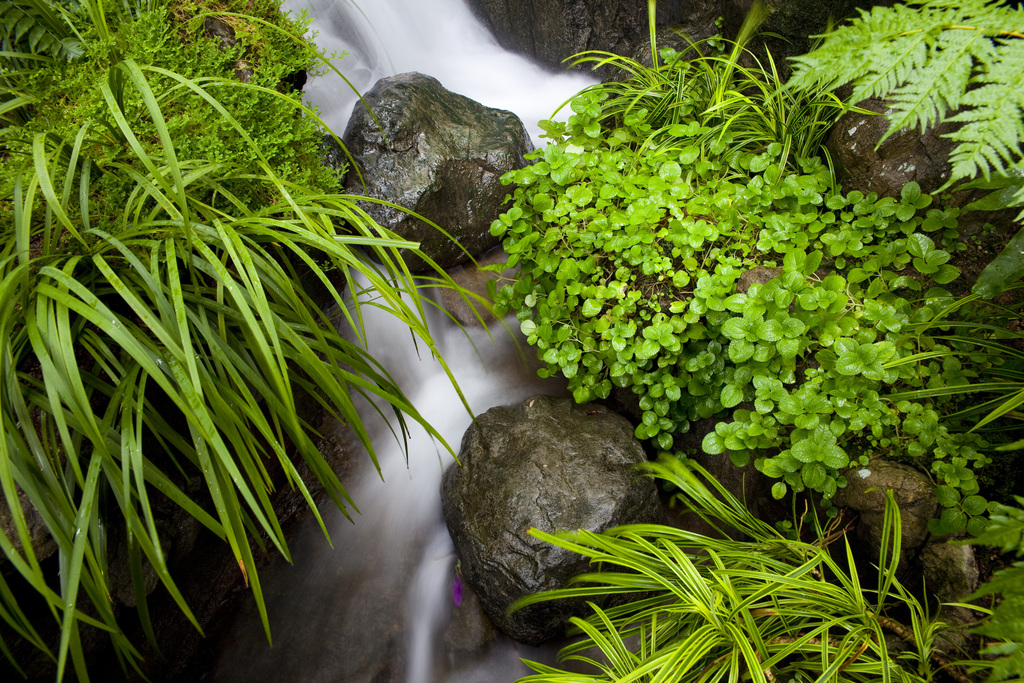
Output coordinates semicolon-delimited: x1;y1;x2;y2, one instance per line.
2;0;338;227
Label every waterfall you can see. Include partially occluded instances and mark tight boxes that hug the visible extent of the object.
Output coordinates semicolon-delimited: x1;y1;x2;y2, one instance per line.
204;295;564;682
199;1;596;680
292;0;593;144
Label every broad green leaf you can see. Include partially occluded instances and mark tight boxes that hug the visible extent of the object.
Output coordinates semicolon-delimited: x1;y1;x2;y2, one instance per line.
974;225;1024;298
702;432;726;455
721;384;744;408
935;485;960;507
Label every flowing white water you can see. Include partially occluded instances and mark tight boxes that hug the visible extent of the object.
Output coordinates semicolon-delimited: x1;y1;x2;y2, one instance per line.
203;4;596;679
207;289;565;682
291;0;594;144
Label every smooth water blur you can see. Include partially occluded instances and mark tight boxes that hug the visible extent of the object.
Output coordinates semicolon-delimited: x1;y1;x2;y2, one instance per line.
207;285;565;682
204;1;595;680
287;0;594;144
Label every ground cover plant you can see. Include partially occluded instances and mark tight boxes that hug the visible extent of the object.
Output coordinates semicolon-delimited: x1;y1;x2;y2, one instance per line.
786;0;1024;300
787;1;1024;667
488;21;1002;525
492;1;1024;679
0;0;478;678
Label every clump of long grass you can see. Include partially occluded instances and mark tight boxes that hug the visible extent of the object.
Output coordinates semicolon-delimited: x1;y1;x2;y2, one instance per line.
0;1;482;679
561;0;849;172
513;458;972;683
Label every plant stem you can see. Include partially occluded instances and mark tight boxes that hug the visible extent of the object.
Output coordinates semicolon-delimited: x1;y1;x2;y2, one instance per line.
877;615;974;683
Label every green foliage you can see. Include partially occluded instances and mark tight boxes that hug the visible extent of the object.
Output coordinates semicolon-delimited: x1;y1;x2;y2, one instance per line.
787;0;1024;298
963;497;1024;681
490;55;1001;509
2;0;339;211
512;457;970;683
549;6;847;174
0;0;478;678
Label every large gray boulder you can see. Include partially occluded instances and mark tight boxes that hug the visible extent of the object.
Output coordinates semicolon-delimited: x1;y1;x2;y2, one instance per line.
442;395;663;645
340;72;532;271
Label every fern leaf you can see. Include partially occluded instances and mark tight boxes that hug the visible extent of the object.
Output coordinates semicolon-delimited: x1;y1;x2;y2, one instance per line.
946;41;1024;180
981;643;1024;683
790;0;1024;187
882;27;981;137
12;12;31;40
848;4;943;103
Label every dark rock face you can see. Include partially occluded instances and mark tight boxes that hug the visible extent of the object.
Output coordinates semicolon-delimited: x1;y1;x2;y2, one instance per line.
922;541;979;605
465;0;727;74
826;98;956;198
724;0;875;75
202;16;253;83
466;0;875;74
341;72;532;271
465;0;655;71
442;395;663;645
439;248;512;328
922;541;980;655
0;491;57;565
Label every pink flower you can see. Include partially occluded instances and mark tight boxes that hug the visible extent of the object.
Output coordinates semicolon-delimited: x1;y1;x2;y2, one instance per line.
451;577;463;606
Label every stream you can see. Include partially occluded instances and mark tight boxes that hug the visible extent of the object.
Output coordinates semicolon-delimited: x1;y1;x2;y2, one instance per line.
199;1;595;681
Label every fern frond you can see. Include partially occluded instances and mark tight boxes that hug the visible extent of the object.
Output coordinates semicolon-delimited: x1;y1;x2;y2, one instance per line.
946;40;1024;180
0;0;79;60
789;0;1024;186
846;4;941;104
883;27;980;136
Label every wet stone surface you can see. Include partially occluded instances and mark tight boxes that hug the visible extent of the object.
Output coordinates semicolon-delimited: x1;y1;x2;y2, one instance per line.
442;395;663;645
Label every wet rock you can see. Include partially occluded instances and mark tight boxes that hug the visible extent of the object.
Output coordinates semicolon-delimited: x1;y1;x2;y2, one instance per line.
826;98;956;198
445;582;495;653
824;98;1021;244
737;265;782;294
0;490;57;565
203;16;238;49
465;0;656;72
834;458;938;567
923;541;980;604
442;395;662;645
202;16;252;83
922;541;980;655
340;72;532;272
439;249;513;328
465;0;873;76
724;0;877;77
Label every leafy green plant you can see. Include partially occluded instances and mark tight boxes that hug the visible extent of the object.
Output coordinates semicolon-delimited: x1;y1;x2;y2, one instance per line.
787;0;1024;298
0;1;479;679
512;457;980;683
888;290;1024;445
490;76;994;510
558;2;848;172
489;2;1023;521
962;497;1024;681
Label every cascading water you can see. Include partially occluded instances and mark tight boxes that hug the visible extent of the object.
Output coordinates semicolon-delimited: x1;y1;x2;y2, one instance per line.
293;0;593;144
204;293;563;682
198;1;596;681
